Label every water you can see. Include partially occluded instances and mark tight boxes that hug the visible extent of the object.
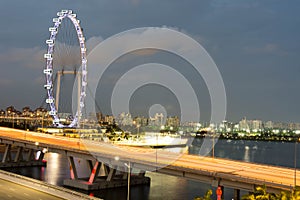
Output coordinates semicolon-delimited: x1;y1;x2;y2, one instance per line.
191;138;299;168
4;138;300;200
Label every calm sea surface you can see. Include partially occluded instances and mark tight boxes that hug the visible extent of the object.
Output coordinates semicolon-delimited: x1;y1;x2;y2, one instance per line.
4;138;300;200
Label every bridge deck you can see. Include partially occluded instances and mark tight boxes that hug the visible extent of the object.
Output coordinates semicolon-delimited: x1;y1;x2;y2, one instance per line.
0;126;298;193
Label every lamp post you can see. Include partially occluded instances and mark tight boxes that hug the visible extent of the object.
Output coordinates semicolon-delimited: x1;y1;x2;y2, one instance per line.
12;113;15;129
137;124;140;138
25;117;27;130
294;137;299;188
24;118;27;140
124;162;131;200
134;121;140;138
211;131;215;158
212;133;215;158
42;112;45;130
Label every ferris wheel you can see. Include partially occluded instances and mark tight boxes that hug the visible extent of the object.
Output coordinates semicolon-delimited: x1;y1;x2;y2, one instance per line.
43;9;87;128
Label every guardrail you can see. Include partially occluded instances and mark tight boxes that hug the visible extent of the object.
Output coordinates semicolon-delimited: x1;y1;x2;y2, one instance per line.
0;169;102;200
166;162;295;192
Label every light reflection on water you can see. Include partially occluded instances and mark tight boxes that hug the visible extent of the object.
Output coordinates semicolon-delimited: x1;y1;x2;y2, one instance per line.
44;153;69;185
3;138;300;200
244;146;250;162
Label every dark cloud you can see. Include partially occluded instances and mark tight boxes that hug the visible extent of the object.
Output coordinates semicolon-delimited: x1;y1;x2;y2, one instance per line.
0;0;299;122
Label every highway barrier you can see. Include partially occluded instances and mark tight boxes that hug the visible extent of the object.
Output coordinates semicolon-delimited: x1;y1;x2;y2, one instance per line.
0;169;102;200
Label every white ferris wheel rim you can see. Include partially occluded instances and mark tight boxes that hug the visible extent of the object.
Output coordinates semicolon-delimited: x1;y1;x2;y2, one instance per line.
44;9;87;128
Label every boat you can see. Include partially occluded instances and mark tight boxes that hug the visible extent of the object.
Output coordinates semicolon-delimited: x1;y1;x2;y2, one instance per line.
113;132;190;149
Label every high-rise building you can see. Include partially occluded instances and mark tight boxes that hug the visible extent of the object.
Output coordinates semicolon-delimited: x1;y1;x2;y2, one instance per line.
104;115;115;125
149;113;165;127
133;116;148;127
265;121;273;129
166;116;180;129
251;120;262;130
239;117;249;131
117;112;133;126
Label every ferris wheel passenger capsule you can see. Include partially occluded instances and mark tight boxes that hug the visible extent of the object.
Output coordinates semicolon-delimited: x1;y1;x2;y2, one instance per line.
44;84;52;90
46;39;54;45
43;69;52;75
61;10;68;14
44;53;52;59
49;27;57;32
68;10;73;14
71;14;76;18
57;12;62;17
57;12;63;17
49;110;57;116
46;98;54;104
79;37;85;43
53;18;60;23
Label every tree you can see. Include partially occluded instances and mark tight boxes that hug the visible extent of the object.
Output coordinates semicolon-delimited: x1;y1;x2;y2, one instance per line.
242;185;277;200
194;189;213;200
277;186;300;200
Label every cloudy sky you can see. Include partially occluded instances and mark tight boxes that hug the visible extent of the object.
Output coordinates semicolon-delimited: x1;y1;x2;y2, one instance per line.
0;0;300;123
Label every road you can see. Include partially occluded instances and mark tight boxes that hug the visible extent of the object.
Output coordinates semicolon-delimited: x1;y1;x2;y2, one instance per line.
0;178;63;200
0;126;299;192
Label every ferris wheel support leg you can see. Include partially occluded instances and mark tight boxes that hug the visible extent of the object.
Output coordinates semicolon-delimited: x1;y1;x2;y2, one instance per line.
77;73;81;126
56;72;61;112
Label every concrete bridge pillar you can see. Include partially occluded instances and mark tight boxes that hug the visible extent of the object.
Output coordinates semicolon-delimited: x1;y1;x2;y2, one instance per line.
68;156;78;180
0;144;46;168
63;156;150;190
233;188;240;200
14;146;23;162
86;159;93;172
106;166;117;181
103;163;111;176
25;149;34;161
2;144;12;163
88;161;101;184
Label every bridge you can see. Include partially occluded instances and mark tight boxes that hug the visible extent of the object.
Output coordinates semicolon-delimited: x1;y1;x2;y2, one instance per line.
0;126;298;200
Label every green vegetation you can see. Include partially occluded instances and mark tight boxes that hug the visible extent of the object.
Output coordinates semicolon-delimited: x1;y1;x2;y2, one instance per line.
242;185;300;200
201;130;299;143
194;186;300;200
242;185;277;200
194;189;213;200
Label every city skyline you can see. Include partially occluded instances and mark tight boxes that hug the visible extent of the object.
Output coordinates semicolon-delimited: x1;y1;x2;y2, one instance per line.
3;104;300;130
0;1;300;123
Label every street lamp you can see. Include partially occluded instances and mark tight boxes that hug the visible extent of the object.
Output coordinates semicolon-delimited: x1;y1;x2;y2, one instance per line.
124;162;131;200
114;156;131;200
137;124;140;138
212;133;214;158
12;113;15;129
42;112;45;129
294;137;299;188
